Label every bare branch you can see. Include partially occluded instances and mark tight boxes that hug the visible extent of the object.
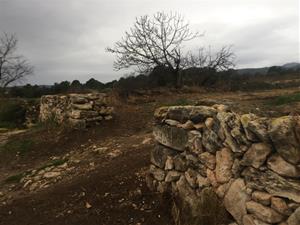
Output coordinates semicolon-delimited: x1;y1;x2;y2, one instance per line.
0;33;33;87
106;11;200;75
106;11;235;88
182;46;235;71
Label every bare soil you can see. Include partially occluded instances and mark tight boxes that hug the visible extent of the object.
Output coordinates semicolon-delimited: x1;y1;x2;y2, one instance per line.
0;87;299;225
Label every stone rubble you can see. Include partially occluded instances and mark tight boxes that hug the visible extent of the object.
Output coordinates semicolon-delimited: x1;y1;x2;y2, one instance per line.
148;105;300;225
39;93;114;128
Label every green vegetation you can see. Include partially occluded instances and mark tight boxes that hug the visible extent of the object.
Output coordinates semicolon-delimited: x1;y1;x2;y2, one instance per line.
0;99;26;128
37;158;68;171
268;92;300;106
5;172;28;183
0;138;35;156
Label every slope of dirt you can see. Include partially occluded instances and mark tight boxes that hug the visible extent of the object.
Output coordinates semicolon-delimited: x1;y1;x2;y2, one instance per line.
0;144;173;225
0;103;173;225
0;88;299;225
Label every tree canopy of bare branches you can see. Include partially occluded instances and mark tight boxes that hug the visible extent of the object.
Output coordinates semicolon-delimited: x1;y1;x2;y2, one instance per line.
107;11;235;87
0;33;33;88
183;46;235;71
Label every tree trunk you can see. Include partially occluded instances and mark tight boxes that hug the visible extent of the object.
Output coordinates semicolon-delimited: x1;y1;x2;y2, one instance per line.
175;70;183;88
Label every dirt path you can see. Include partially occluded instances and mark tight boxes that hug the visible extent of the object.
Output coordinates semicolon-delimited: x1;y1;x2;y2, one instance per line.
0;141;172;225
0;104;173;225
0;129;27;146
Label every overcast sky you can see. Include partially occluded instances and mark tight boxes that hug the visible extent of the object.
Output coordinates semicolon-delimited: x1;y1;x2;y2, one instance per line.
0;0;299;85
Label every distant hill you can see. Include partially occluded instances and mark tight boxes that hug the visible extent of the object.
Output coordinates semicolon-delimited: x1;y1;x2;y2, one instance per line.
236;62;300;75
282;62;300;70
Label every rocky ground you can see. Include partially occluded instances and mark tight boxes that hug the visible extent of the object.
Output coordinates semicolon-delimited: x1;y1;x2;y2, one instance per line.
0;87;299;225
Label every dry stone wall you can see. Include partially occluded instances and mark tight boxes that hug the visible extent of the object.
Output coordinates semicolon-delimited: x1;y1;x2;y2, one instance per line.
39;93;114;128
147;105;300;225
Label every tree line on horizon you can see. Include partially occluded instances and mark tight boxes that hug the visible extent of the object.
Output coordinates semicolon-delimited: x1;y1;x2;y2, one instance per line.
2;64;299;98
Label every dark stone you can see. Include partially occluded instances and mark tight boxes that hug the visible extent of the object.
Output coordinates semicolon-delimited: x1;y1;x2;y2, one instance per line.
150;144;178;169
202;129;223;153
153;125;188;151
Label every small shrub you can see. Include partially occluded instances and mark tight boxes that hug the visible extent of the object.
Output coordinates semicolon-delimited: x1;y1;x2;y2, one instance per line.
268;92;300;106
5;172;26;183
0;100;26;128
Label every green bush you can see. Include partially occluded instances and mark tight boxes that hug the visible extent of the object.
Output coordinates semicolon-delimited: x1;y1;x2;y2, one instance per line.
0;100;26;128
268;92;300;106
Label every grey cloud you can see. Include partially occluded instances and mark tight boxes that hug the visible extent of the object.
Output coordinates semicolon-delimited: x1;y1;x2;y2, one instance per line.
0;0;298;85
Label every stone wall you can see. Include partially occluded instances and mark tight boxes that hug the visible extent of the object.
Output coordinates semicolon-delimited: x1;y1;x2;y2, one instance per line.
147;105;300;225
39;93;114;128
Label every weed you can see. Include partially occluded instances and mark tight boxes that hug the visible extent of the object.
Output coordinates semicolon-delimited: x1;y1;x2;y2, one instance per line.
37;158;68;171
0;99;26;128
5;171;30;183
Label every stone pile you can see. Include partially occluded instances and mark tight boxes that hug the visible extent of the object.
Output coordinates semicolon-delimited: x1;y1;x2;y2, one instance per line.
147;105;300;225
39;93;114;128
24;101;40;127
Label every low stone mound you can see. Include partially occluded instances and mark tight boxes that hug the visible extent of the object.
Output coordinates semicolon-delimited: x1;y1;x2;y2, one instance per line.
39;93;114;128
148;104;300;225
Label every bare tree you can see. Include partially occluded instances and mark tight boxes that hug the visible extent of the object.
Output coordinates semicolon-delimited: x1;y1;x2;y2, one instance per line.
106;11;234;87
0;33;33;88
106;12;200;86
183;46;235;71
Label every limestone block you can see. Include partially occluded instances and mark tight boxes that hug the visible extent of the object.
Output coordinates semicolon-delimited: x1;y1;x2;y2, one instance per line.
202;129;223;153
269;116;300;165
165;171;181;182
246;201;284;223
72;103;93;110
187;130;203;153
267;154;300;178
242;168;300;203
184;168;198;188
216;148;234;183
149;165;166;181
173;155;187;172
241;143;272;169
252;191;272;206
153;125;188;151
199;152;216;170
241;114;270;142
271;197;292;216
196;174;210;188
287;207;300;225
150;144;177;169
165;156;174;170
224;178;250;224
242;214;271;225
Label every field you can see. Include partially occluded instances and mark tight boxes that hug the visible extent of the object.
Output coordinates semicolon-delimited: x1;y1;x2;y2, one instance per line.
0;87;300;225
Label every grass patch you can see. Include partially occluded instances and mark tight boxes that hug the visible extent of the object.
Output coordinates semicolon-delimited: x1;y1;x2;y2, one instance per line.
37;158;68;171
0;138;35;156
0;99;26;128
268;92;300;106
5;172;27;183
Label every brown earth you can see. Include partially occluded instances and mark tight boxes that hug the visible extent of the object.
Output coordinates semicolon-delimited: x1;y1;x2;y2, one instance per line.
0;88;300;225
